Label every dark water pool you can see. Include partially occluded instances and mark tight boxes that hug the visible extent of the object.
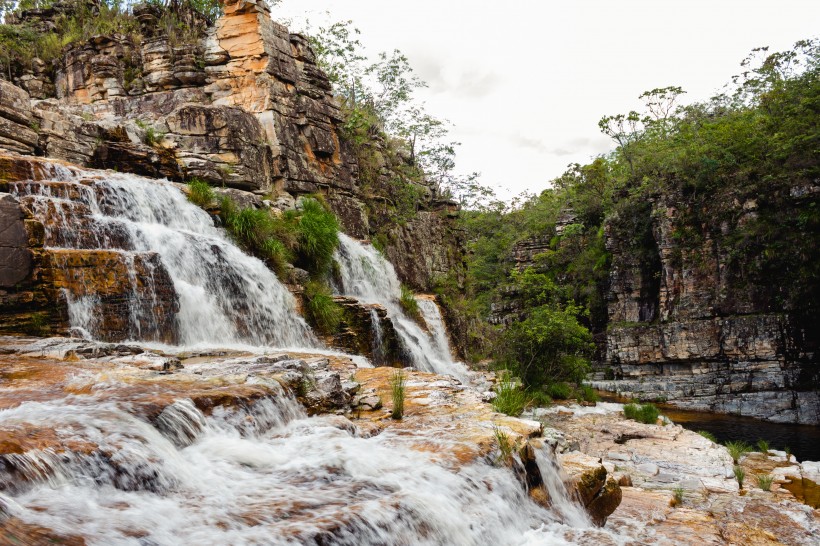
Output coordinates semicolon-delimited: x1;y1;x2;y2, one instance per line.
597;392;820;462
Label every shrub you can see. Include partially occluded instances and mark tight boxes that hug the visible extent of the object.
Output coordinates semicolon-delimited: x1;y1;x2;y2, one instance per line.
390;369;406;420
187;178;214;207
756;439;770;454
25;312;50;336
724;440;752;464
527;390;553;408
697;430;717;442
733;465;746;489
498;303;594;391
492;372;528;416
622;403;660;424
756;474;774;491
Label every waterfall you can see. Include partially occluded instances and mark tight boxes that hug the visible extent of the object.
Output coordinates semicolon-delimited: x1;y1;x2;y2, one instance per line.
334;234;469;381
0;382;610;545
10;168;315;349
369;307;385;363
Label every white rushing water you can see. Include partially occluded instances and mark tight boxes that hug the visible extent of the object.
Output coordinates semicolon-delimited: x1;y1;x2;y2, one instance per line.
333;234;470;381
11;171;315;348
0;370;623;546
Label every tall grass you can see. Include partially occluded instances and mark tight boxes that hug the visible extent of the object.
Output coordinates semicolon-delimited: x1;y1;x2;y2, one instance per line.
304;281;342;334
399;284;422;323
294;197;340;275
697;430;717;442
390;369;406;420
724;440;752;464
492;372;528;416
622;403;660;424
493;426;514;465
733;465;746;489
756;439;770;454
756;474;774;491
187;178;214;206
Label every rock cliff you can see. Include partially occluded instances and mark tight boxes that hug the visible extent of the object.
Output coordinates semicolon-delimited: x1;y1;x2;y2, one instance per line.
0;0;464;337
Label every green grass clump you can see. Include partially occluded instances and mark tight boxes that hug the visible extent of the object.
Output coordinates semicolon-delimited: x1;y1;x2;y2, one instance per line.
575;384;599;403
545;382;572;400
784;446;792;462
671;487;684;507
733;465;746;489
187;178;214;207
399;284;423;323
724;440;752;464
756;474;774;491
493;426;514;465
293;197;340;275
390;369;406;420
756;439;770;454
304;281;342;335
622;403;660;424
492;372;528;416
697;430;717;442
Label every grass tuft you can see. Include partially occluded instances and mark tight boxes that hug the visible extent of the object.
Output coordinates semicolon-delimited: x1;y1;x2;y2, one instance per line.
756;439;770;454
399;284;423;323
671;487;684;507
492;372;528;416
187;178;214;207
733;465;746;489
623;403;660;424
390;369;406;420
756;474;774;491
493;426;514;466
304;281;342;335
724;440;752;464
697;430;717;442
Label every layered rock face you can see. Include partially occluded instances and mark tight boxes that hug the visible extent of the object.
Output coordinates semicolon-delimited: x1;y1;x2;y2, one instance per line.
0;0;463;297
596;189;819;424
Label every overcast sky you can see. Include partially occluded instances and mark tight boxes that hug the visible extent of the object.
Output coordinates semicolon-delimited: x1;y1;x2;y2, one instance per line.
272;0;819;201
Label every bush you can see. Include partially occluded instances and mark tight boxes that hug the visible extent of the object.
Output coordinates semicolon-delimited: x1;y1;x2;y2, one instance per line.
304;281;342;335
724;440;752;464
187;178;214;207
492;372;528;416
390;369;406;420
498;303;594;391
622;403;660;424
697;430;717;442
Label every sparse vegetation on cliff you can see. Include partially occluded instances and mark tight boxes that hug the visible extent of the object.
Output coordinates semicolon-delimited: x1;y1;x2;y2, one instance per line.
622;403;660;424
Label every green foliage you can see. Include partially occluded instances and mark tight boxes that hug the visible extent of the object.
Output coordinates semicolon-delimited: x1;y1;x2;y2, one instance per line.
672;487;685;506
135;120;165;147
575;384;599;403
491;372;528;417
756;474;774;491
398;284;422;322
545;382;572;400
390;369;406;420
697;430;717;443
219;195;339;279
784;446;792;461
493;426;514;466
498;302;594;391
186;178;214;207
725;440;752;463
757;439;771;454
293;197;340;276
25;312;50;336
733;465;746;489
622;403;660;424
304;280;342;335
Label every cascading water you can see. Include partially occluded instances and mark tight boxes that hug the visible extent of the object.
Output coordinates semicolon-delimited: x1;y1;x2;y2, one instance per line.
0;363;614;545
10;167;315;348
333;233;470;381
